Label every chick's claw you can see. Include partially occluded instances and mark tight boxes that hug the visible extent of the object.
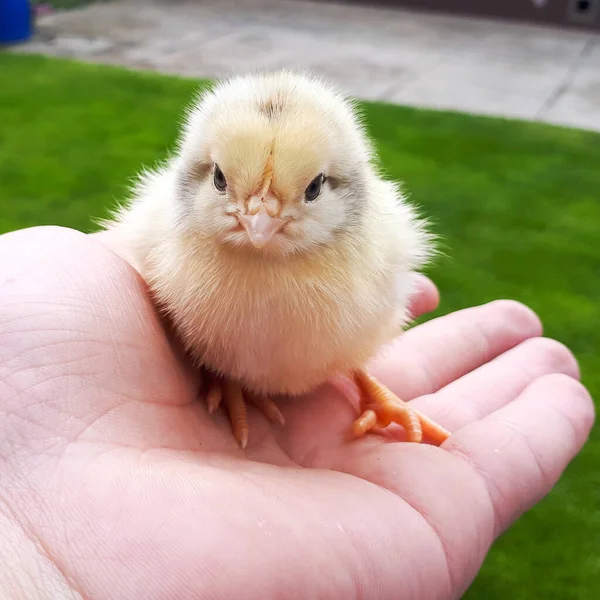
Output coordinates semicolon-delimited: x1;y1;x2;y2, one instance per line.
352;409;378;436
206;378;223;414
204;373;284;449
352;369;450;446
247;392;286;426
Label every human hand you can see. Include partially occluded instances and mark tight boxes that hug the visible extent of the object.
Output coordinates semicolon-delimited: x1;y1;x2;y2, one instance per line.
0;226;593;600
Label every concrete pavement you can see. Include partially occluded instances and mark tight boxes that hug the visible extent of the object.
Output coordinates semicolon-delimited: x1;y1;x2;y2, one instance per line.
11;0;600;131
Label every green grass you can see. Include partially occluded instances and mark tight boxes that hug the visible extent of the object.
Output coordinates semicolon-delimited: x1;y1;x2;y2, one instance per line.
33;0;104;9
1;52;599;598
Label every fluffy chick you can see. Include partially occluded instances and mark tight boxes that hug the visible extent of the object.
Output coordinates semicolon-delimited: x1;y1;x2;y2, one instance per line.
102;70;450;448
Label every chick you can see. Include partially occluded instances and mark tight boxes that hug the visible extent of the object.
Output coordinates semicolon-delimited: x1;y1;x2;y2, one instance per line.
102;70;450;448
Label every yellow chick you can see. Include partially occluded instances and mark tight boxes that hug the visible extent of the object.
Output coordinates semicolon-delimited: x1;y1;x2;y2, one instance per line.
101;70;450;448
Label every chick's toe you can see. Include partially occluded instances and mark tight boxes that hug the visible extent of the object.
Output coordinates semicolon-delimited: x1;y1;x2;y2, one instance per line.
204;373;284;449
352;369;450;446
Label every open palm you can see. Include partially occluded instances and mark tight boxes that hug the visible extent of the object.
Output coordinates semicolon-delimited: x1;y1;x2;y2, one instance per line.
0;226;593;600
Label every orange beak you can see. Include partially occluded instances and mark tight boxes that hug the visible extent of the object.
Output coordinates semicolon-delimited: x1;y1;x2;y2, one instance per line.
238;197;288;248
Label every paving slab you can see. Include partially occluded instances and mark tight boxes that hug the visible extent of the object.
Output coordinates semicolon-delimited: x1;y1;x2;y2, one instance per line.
9;0;600;131
541;39;600;130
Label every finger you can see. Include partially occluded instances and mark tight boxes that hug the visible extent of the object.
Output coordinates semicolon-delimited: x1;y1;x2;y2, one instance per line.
88;229;143;275
446;373;594;537
371;300;543;400
280;301;542;459
411;337;580;429
407;273;439;319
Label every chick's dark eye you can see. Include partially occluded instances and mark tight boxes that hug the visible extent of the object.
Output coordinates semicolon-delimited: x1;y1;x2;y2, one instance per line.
213;164;227;192
305;173;324;202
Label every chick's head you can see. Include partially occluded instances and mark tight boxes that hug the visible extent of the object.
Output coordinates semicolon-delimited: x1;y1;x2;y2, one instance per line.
174;71;375;255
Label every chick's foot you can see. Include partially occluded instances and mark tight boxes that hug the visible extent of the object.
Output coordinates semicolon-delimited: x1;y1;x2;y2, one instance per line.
205;372;285;449
351;369;450;445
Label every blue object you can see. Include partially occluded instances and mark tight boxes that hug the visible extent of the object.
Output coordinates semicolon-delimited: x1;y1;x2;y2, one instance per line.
0;0;32;44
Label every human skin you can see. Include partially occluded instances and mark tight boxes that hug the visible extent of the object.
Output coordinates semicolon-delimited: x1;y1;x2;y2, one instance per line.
0;226;594;600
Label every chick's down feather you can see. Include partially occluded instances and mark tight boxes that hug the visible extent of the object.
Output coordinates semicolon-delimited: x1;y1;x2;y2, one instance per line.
101;71;450;448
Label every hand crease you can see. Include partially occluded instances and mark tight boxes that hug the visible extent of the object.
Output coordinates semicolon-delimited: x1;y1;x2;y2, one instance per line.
0;493;87;600
488;417;552;492
448;444;502;538
332;465;454;600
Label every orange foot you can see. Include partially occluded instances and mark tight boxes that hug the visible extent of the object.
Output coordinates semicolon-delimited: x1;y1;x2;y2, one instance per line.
204;371;285;449
351;369;450;445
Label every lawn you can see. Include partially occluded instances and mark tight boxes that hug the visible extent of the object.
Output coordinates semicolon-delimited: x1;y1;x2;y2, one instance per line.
0;53;599;598
33;0;103;9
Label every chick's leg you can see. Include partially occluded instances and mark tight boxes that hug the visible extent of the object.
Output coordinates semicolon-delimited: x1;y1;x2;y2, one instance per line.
352;369;450;446
205;373;284;449
222;379;249;449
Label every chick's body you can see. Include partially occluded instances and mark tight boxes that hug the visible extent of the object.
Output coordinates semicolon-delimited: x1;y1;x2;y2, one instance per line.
111;171;417;396
105;71;445;446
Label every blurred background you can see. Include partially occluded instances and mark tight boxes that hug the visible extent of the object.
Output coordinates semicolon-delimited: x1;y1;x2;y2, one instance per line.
1;0;599;598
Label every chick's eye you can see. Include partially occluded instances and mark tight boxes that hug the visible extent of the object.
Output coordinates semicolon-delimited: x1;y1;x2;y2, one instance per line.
304;174;324;202
213;164;227;192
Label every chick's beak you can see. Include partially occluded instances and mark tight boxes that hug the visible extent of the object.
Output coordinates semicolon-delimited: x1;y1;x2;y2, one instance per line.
238;205;287;248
